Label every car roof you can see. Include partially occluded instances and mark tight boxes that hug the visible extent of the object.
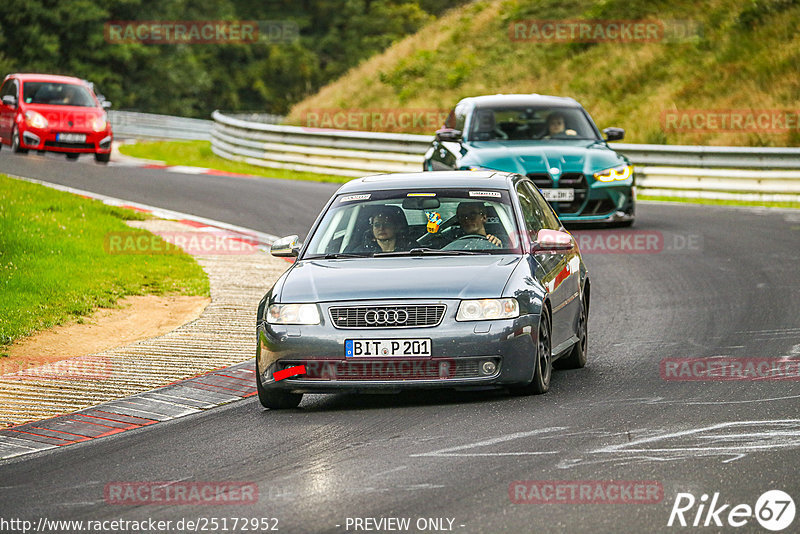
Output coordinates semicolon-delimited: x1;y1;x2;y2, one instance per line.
458;94;582;109
336;171;519;193
5;73;89;85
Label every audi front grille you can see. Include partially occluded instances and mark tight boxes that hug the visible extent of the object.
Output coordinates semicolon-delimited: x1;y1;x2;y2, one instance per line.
328;305;446;329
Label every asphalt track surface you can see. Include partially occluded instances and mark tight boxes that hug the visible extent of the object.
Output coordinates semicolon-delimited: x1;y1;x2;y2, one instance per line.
2;151;800;533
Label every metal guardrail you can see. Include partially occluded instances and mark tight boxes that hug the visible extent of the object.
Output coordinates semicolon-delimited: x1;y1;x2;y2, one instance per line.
109;111;213;141
204;110;800;201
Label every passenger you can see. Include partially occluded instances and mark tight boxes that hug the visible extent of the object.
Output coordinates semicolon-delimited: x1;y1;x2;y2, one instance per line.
456;202;501;246
362;206;416;252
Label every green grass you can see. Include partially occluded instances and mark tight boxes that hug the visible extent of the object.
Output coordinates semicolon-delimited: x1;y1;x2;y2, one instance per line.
0;174;210;354
119;140;352;183
638;194;800;209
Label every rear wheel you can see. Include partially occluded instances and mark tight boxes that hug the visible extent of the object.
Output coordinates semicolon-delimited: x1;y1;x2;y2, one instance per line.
555;294;588;369
95;152;110;163
11;127;27;154
256;365;303;409
509;310;552;395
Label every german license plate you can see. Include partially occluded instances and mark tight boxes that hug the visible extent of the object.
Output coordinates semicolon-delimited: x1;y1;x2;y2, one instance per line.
345;339;431;358
541;188;575;202
57;133;86;143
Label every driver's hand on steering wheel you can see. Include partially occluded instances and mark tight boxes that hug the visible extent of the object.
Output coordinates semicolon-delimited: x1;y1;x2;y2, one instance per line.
486;234;501;247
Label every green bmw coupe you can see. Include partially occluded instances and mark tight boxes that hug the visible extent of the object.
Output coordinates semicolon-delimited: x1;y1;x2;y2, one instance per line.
424;94;634;226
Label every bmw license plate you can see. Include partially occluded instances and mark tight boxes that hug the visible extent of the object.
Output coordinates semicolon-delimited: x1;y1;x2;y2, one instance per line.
57;133;86;143
345;339;431;358
541;188;575;202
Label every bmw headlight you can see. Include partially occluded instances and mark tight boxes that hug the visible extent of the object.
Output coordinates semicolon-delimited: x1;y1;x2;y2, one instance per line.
267;303;320;325
456;298;519;321
24;110;48;129
594;164;632;182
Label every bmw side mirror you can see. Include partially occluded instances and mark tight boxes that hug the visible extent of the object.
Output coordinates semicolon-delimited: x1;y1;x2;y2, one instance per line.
603;127;625;142
270;235;301;257
435;128;462;143
532;229;574;253
101;100;112;110
2;95;16;107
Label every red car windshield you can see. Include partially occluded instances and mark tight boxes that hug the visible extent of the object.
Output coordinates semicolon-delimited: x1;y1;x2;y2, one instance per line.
22;82;96;107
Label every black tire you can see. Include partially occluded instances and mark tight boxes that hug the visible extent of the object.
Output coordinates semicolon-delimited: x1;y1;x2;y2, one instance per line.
11;127;27;154
256;365;302;409
509;310;552;395
95;152;110;163
555;294;588;370
66;153;79;160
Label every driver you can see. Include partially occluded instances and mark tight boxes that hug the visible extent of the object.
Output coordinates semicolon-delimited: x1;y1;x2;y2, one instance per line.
543;111;577;138
456;202;502;247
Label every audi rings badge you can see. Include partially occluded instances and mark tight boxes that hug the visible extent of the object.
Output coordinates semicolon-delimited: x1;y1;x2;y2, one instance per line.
364;309;409;326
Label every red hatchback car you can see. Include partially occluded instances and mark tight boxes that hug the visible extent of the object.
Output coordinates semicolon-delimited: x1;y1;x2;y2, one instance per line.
0;73;113;163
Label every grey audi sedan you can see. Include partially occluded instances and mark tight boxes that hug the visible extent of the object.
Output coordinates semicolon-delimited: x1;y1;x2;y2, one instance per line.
256;171;589;409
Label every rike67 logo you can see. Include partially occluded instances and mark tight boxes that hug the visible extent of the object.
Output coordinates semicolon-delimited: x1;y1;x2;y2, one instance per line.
668;490;795;531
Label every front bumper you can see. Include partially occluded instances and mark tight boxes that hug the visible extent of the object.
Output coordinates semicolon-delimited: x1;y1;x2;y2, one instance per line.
256;300;541;394
18;125;112;154
555;182;634;223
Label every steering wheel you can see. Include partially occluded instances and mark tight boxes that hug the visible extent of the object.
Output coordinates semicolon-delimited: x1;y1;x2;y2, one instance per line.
452;234;489;242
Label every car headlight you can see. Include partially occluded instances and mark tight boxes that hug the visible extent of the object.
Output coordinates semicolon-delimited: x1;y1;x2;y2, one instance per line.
267;303;320;325
463;165;495;171
24;111;48;129
91;116;107;132
594;164;632;182
456;298;519;321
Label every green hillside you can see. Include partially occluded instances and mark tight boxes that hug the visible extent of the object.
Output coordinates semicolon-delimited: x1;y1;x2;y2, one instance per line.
286;0;800;146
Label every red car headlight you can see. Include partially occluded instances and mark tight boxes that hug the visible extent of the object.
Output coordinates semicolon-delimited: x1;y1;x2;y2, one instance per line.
24;110;48;129
91;116;107;132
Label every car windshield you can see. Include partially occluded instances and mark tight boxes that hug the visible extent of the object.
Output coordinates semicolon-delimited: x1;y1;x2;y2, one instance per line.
468;105;598;141
22;82;96;107
303;188;523;257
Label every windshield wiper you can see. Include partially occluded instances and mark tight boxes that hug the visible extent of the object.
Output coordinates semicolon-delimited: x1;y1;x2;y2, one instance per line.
374;248;481;257
304;252;373;259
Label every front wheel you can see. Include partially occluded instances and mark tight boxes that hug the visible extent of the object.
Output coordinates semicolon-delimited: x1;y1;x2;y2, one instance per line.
95;152;110;163
509;311;552;395
66;153;79;160
11;127;28;154
555;295;587;369
256;366;303;409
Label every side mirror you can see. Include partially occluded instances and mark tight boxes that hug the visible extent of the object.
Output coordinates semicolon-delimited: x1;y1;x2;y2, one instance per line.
101;100;112;110
270;235;301;257
2;95;16;107
435;128;462;143
532;229;573;253
603;127;625;142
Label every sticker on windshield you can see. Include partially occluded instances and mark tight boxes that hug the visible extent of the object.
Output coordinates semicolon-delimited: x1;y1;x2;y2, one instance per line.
426;212;443;233
340;194;370;202
469;191;502;198
407;192;436;197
